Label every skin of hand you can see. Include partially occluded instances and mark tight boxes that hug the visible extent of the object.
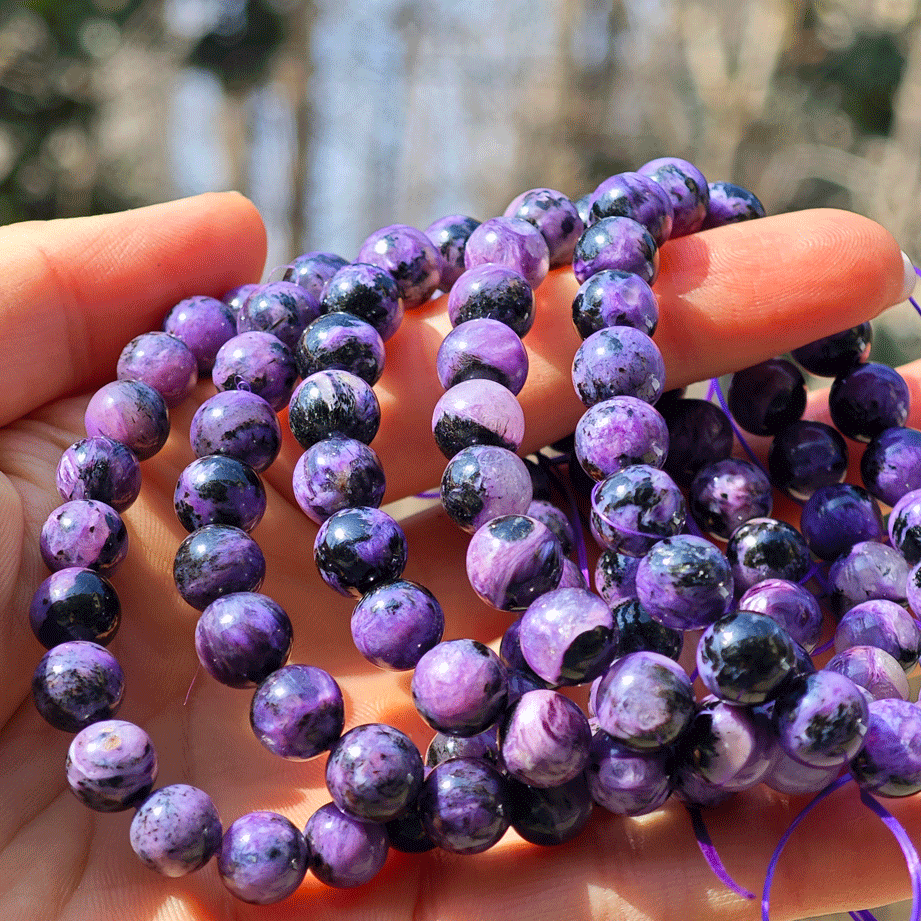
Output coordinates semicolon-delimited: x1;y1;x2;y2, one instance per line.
0;191;916;921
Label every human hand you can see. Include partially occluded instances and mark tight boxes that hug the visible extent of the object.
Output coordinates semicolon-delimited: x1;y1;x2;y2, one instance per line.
0;191;915;921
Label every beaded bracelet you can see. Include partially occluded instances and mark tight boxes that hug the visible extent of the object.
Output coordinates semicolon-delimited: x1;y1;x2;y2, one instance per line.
26;157;921;918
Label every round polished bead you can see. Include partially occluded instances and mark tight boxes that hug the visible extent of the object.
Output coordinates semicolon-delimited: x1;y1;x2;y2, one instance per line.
426;728;500;769
174;455;266;533
505;187;584;266
587;729;671;815
432;378;525;458
425;214;481;290
357;223;442;309
792;323;872;377
689;458;773;540
218;811;308;904
412;639;508;737
701;181;766;228
56;436;142;512
830;540;908;616
385;803;436;854
763;745;844;797
571;269;658;340
117;331;198;407
725;518;811;594
293;436;386;524
212;331;298;412
834;598;921;672
829;362;910;442
637;156;709;237
589;171;674;245
40;499;128;575
190;390;281;473
288;369;380;450
284;250;349;299
464;216;550;288
447;264;535;337
850;698;921;796
314;506;407;598
304;802;389;888
84;380;170;461
321;262;404;340
66;719;157;811
195;592;293;688
799;483;884;561
860;426;921;506
728;358;806;437
594;549;640;605
660;397;734;488
250;664;344;760
173;525;265;611
527;499;574;555
130;784;222;877
507;773;593;847
826;646;911;702
610;598;683;660
223;282;260;317
572;326;665;406
437;318;529;394
237;280;321;350
572;216;658;285
29;567;120;649
163;295;236;372
32;640;124;732
737;579;823;652
295;312;385;385
350;579;444;670
889;488;921;564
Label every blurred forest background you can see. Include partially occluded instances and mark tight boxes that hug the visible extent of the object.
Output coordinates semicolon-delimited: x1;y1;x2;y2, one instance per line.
0;1;918;919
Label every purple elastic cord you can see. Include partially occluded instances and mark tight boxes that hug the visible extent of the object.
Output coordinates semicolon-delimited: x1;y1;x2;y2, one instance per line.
911;264;921;318
798;559;832;597
708;377;774;483
811;637;835;656
688;805;755;900
850;911;880;921
416;489;441;499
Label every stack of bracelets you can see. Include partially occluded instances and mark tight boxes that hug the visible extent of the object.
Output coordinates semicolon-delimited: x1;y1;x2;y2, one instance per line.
26;156;921;917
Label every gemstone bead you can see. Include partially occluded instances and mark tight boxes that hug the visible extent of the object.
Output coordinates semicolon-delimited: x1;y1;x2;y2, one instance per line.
889;488;921;563
763;746;843;796
587;729;671;815
829;540;908;615
829;362;910;442
432;378;526;458
860;426;921;505
724;517;811;594
594;550;640;605
448;264;535;337
464;216;550;289
660;397;734;488
507;773;594;846
424;214;482;290
357;223;443;309
426;728;500;769
40;499;128;575
589;171;674;245
701;181;766;228
116;331;198;407
288;369;381;450
223;282;260;317
189;390;281;473
29;567;120;649
237;280;321;350
436;317;530;394
571;269;659;340
799;483;884;561
174;455;266;533
637;156;709;237
304;802;389;888
295;312;385;385
728;358;806;436
504;187;584;266
791;323;872;377
162;295;236;372
826;646;911;702
284;250;349;299
610;598;683;660
321;262;404;340
689;458;773;540
572;216;658;285
212;331;298;412
850;698;921;796
526;499;574;555
84;380;170;461
56;436;142;512
737;578;823;652
834;598;921;672
572;326;665;406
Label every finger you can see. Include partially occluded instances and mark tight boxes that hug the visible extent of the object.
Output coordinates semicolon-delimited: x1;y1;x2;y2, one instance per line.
0;192;267;427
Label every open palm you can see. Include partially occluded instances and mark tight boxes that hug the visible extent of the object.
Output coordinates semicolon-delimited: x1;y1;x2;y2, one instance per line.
0;192;917;921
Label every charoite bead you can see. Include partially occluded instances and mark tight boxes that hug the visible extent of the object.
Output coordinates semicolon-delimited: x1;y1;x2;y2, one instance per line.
637;156;709;237
432;378;526;459
357;223;442;309
40;499;128;575
571;326;665;406
117;331;197;407
321;262;404;341
29;567;121;649
589;171;674;245
284;250;349;299
212;330;298;412
448;264;535;338
437;317;530;394
163;295;236;372
295;311;385;385
424;214;481;290
84;379;170;461
174;454;266;533
237;280;320;349
504;187;584;267
288;369;381;450
56;436;142;512
571;268;659;340
189;389;281;473
305;802;389;888
464;215;550;289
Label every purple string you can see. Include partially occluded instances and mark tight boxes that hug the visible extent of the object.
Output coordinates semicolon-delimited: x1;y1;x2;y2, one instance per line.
798;560;832;597
849;911;880;921
708;377;773;481
687;805;755;900
910;296;921;319
416;489;440;499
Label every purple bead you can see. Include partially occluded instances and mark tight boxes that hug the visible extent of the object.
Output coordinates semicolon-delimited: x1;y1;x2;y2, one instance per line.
587;729;671;815
575;192;593;224
861;426;921;506
304;802;389;888
507;773;593;847
426;728;500;769
320;263;404;341
773;670;869;768
792;323;873;377
526;499;574;555
595;549;640;604
737;579;823;652
834;598;920;671
635;535;734;630
572;326;665;406
250;664;344;760
326;723;424;822
29;567;120;649
689;458;773;540
385;802;436;854
504;187;584;267
295;312;385;385
412;639;508;737
611;598;683;661
173;525;265;611
288;369;380;450
284;251;349;299
728;358;806;436
314;506;407;598
464;216;550;289
40;499;128;575
519;588;617;685
763;745;841;796
826;646;911;702
350;579;444;670
465;514;563;611
195;592;292;688
223;282;260;316
572;216;658;285
162;295;236;372
238;280;321;349
417;758;509;854
447;264;535;338
57;436;142;512
829;362;910;442
701;181;766;229
218;811;307;903
174;455;266;532
595;651;694;750
499;689;591;787
190;390;281;473
725;517;811;594
660;397;734;488
425;214;481;290
437;318;529;395
130;784;222;877
32;640;124;732
117;331;197;407
637;157;709;237
212;331;298;412
590;465;686;556
589;172;674;245
830;540;908;616
293;436;386;524
575;395;669;481
432;378;525;459
66;719;157;811
850;698;921;796
800;482;885;561
571;269;659;340
357;223;442;309
441;445;533;533
84;380;170;461
889;487;921;564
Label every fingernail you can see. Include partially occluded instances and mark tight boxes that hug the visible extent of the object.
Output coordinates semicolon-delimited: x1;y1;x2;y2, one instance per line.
901;250;917;301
